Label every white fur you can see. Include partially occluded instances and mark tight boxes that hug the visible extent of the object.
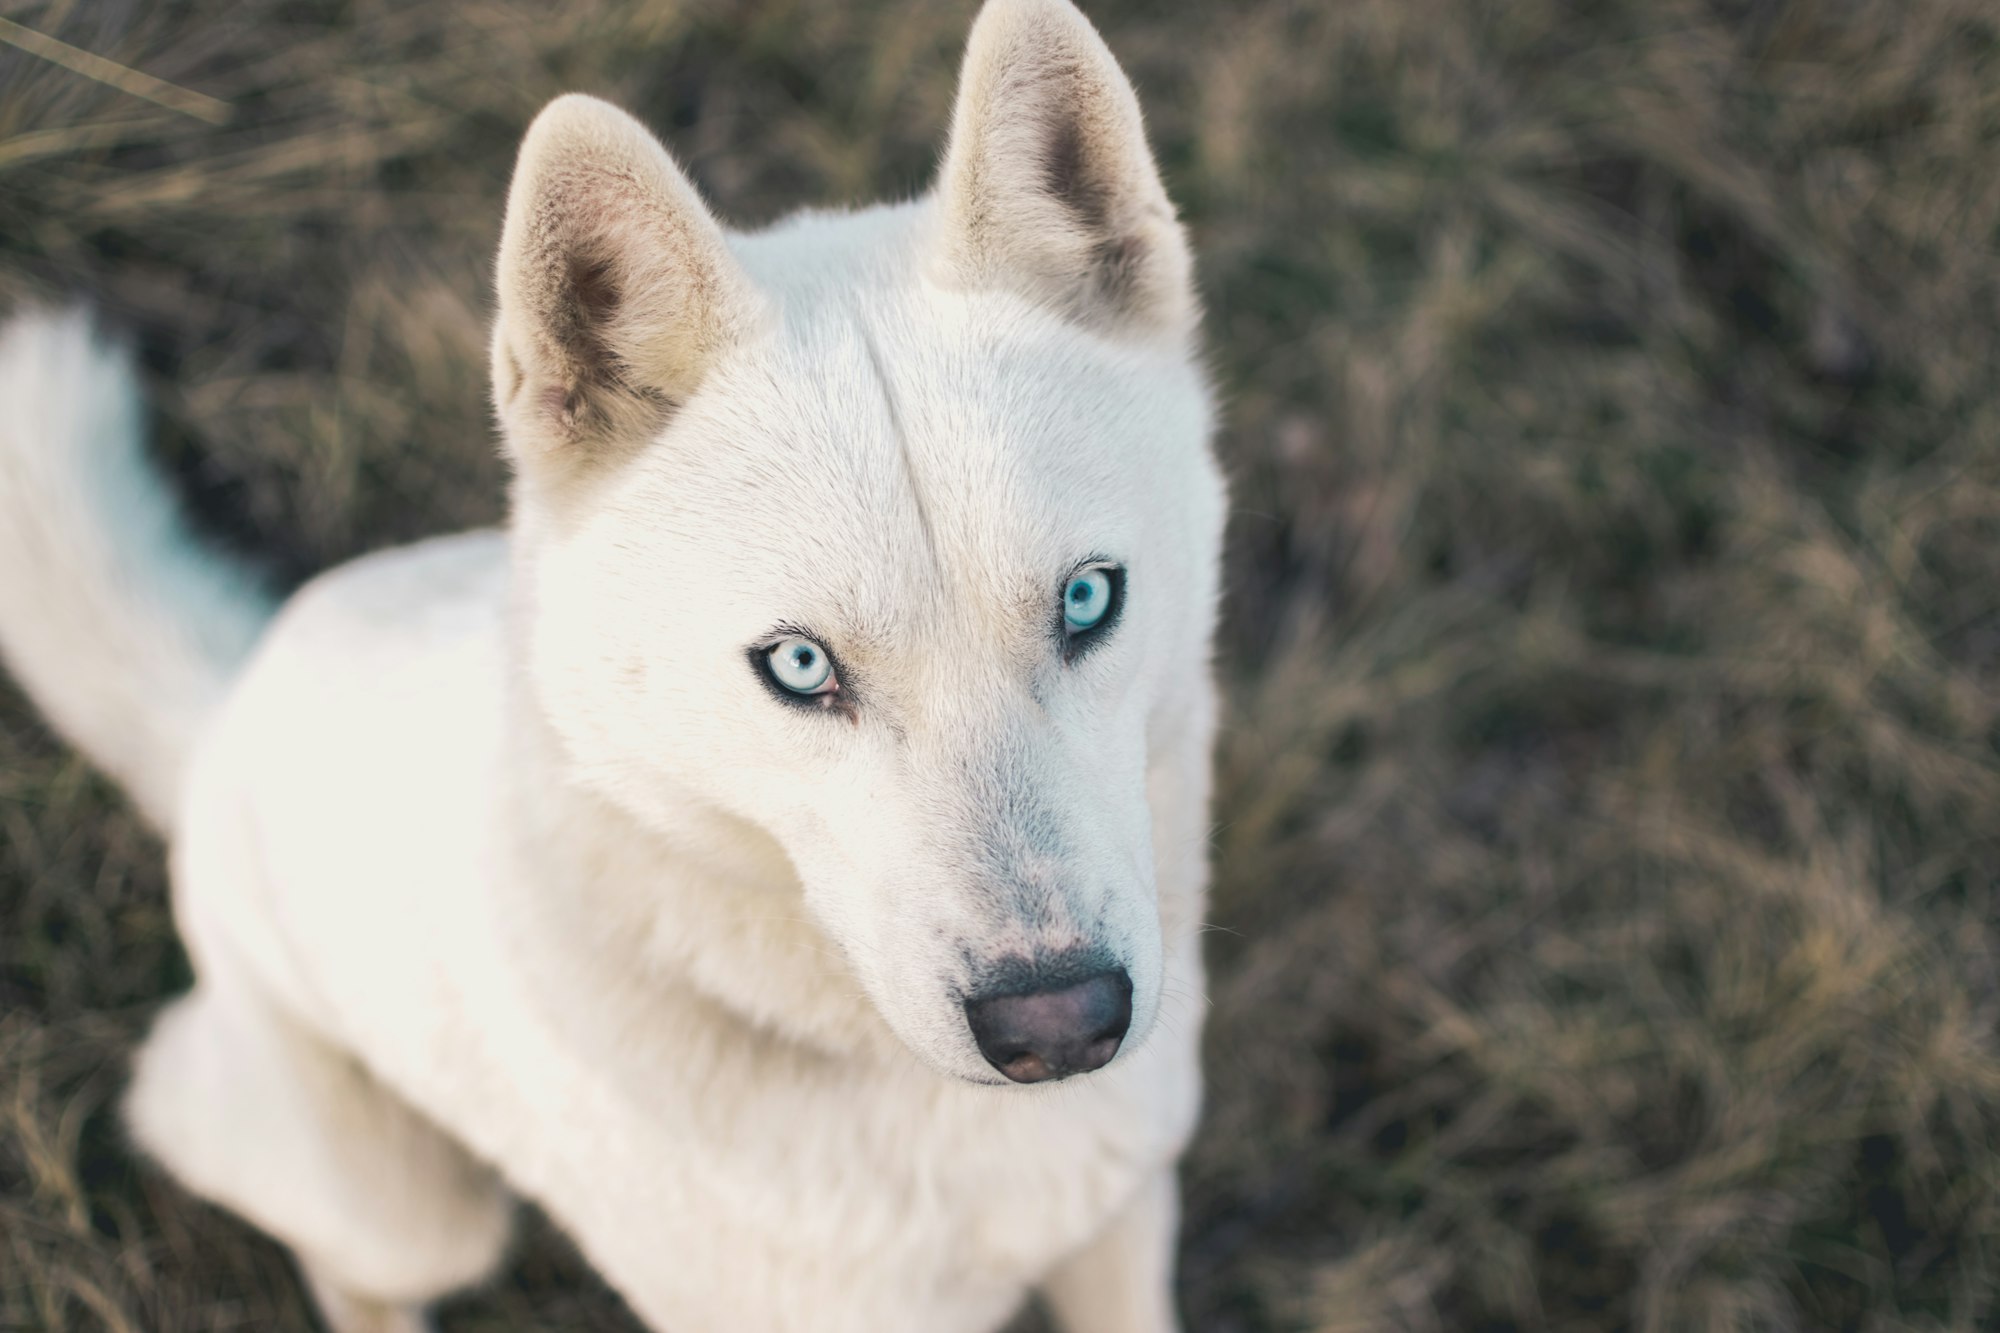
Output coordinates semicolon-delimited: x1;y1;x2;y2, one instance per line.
0;2;1225;1329
0;308;271;827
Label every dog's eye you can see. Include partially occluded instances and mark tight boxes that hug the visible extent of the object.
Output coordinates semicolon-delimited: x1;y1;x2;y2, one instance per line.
765;636;836;695
1060;564;1124;660
1064;569;1114;630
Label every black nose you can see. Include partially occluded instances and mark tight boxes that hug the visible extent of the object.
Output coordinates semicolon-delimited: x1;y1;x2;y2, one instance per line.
964;967;1133;1084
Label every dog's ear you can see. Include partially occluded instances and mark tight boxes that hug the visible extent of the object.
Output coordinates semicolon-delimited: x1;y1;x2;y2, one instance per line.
492;95;764;477
930;0;1194;342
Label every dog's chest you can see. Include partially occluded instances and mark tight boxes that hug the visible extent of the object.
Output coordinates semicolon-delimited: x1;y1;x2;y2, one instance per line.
291;855;1200;1323
356;980;1187;1332
443;932;1198;1290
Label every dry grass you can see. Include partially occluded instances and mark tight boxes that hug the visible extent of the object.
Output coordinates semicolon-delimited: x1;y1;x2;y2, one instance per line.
4;0;2000;1329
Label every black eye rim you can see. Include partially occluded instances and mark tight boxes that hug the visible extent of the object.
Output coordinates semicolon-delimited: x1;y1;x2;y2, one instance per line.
1059;559;1125;663
747;627;855;718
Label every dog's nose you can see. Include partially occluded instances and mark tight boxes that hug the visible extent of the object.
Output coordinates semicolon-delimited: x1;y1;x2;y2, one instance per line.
964;968;1133;1084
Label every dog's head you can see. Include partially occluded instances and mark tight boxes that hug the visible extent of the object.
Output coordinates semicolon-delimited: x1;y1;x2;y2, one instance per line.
490;0;1222;1085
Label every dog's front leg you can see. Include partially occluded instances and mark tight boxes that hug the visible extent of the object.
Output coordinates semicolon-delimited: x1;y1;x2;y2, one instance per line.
1038;1168;1181;1333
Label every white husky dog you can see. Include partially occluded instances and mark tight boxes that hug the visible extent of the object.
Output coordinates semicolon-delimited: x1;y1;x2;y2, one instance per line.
0;0;1224;1328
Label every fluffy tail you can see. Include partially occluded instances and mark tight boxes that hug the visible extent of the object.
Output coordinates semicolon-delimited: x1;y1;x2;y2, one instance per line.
0;307;276;830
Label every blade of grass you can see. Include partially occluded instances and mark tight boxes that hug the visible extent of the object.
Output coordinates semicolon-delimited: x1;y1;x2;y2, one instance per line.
0;16;231;126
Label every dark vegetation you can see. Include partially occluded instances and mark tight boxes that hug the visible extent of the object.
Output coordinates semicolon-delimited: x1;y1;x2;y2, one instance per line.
4;0;1999;1328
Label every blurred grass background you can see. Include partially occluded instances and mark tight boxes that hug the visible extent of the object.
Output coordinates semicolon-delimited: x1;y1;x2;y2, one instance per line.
3;0;2000;1329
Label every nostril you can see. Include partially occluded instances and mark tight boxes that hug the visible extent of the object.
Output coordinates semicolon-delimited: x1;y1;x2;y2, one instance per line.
964;966;1133;1084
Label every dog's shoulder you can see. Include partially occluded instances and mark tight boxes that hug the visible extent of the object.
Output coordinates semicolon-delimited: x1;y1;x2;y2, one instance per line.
199;529;513;813
274;529;510;651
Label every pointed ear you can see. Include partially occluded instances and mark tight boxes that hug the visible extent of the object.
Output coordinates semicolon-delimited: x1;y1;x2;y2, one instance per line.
930;0;1194;342
492;95;765;475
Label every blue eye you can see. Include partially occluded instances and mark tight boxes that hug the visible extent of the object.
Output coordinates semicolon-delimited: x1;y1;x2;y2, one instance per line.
766;635;835;694
1063;568;1114;631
